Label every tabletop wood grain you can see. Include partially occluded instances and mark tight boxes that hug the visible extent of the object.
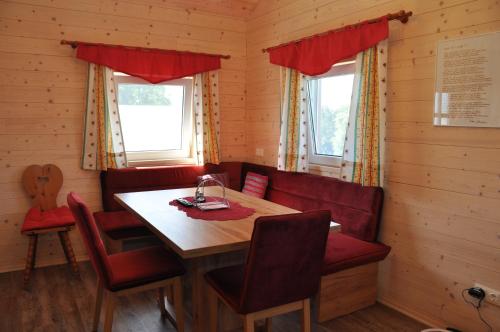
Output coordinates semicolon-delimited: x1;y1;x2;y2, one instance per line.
115;187;340;259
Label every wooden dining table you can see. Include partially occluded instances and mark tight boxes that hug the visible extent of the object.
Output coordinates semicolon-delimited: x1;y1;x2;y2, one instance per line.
115;186;341;332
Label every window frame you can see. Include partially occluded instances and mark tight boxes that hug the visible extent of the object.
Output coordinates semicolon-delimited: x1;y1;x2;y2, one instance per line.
308;60;356;167
113;73;194;166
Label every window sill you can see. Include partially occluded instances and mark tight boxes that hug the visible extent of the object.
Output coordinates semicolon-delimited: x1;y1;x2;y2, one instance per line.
309;163;341;179
127;158;197;168
309;154;342;168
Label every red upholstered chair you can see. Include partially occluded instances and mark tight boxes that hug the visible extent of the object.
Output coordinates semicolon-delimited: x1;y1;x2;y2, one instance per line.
205;210;331;332
67;192;185;332
21;164;79;285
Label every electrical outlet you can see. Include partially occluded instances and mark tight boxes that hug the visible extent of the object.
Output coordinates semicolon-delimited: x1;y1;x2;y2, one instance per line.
256;148;264;157
474;283;500;306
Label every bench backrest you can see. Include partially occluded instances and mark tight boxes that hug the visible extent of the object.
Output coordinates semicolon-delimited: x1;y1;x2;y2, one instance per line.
99;162;383;242
241;163;384;242
100;165;207;211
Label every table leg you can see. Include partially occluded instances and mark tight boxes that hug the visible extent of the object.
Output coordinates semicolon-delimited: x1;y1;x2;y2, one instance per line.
188;252;246;332
190;258;203;332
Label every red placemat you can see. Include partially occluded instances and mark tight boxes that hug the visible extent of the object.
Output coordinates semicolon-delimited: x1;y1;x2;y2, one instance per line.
169;196;256;221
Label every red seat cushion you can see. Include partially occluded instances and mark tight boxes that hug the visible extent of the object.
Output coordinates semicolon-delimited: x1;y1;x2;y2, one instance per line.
205;265;245;311
21;206;75;233
107;246;185;291
93;210;152;240
322;233;391;275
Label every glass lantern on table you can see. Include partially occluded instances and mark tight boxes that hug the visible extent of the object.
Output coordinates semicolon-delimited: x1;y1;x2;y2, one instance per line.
194;174;230;210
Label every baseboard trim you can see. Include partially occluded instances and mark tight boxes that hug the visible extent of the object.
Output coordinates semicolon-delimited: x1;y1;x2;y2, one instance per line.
0;254;89;274
378;296;444;329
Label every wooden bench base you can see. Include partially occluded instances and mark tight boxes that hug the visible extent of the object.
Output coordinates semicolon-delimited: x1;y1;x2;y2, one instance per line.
316;263;378;322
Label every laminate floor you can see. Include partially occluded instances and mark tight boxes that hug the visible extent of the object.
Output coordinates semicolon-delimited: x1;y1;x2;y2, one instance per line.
0;262;428;332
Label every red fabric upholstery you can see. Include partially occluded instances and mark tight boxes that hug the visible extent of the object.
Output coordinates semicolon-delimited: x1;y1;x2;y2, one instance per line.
100;165;208;211
100;162;383;241
21;206;75;233
206;210;331;314
68;192;113;287
205;265;245;310
67;192;185;291
107;246;186;291
98;162;388;278
100;163;243;211
205;162;243;191
77;43;221;84
93;210;152;240
241;163;384;242
268;18;388;76
322;233;391;275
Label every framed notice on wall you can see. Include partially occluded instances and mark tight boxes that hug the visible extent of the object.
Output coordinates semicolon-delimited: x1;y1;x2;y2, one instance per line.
434;31;500;127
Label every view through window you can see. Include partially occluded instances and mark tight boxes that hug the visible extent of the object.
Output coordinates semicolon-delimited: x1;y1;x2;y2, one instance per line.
308;61;355;165
114;73;193;163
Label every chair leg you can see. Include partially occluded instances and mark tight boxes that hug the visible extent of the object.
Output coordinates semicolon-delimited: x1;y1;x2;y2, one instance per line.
58;231;79;274
23;234;38;286
103;292;116;332
93;280;104;332
207;286;218;332
158;287;167;317
243;315;255;332
301;299;311;332
173;278;184;332
265;318;272;332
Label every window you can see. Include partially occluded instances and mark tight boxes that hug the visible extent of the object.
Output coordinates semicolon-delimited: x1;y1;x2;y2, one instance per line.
114;73;193;165
308;60;355;166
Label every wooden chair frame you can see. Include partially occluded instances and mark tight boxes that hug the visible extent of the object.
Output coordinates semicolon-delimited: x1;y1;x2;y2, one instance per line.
23;225;80;284
93;276;184;332
22;164;79;285
207;286;311;332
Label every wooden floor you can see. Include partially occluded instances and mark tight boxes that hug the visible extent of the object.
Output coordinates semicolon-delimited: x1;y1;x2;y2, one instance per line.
0;262;427;332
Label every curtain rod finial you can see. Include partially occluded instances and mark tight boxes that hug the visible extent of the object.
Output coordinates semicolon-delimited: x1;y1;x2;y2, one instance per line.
399;10;412;23
60;40;78;48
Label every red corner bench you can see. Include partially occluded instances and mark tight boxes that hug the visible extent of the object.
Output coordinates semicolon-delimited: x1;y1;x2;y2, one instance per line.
98;161;390;321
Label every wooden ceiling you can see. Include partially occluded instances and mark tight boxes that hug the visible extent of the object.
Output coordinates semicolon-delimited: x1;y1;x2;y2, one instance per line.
140;0;261;18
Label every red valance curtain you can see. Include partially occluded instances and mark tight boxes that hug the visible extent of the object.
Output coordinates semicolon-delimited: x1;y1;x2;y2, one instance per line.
76;43;222;83
268;18;388;76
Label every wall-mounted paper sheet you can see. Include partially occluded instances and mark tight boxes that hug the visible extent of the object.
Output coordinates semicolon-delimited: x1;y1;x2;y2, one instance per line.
434;31;500;127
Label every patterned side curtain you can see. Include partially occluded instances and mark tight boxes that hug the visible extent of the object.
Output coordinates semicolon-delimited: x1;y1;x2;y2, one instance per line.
277;68;309;172
193;71;221;165
81;64;127;170
340;39;388;186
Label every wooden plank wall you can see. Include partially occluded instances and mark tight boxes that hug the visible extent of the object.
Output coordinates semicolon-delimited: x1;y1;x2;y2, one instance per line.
0;0;247;272
246;0;500;330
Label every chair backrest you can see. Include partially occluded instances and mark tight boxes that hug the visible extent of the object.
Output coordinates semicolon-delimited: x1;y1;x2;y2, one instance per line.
239;210;331;314
67;192;112;287
22;164;63;211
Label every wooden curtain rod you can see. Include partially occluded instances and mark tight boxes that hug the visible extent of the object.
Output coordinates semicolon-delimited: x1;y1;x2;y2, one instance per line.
60;40;231;59
262;10;412;53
